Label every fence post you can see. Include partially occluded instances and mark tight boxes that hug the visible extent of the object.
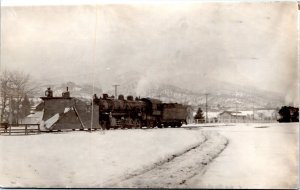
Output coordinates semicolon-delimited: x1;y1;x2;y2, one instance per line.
9;125;11;135
38;124;40;133
25;125;28;135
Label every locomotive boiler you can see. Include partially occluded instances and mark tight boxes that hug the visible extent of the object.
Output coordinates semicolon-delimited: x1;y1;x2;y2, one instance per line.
93;93;188;130
94;94;147;129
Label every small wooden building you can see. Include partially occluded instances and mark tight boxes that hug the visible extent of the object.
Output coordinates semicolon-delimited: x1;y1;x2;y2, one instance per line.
218;111;247;123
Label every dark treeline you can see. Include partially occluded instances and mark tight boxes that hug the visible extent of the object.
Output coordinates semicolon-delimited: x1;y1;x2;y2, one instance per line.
277;106;299;122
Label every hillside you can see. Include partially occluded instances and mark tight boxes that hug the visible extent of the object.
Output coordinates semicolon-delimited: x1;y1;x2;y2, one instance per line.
103;71;285;109
34;71;285;110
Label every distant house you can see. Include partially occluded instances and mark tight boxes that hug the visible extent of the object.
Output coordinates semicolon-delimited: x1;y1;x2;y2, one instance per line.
207;112;220;123
218;111;248;123
254;109;278;121
218;109;279;123
192;111;221;123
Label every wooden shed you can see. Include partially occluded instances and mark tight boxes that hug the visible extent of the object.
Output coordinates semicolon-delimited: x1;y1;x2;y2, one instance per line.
218;111;247;123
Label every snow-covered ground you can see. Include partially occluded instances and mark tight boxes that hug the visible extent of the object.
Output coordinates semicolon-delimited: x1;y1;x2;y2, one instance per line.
0;128;207;188
186;122;299;189
114;130;228;188
0;123;298;188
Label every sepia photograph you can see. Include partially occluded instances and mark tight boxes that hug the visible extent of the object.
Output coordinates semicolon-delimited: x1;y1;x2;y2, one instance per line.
0;0;299;188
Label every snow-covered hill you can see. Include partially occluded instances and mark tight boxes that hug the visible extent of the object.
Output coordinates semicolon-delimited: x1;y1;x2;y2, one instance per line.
105;71;285;109
34;71;285;109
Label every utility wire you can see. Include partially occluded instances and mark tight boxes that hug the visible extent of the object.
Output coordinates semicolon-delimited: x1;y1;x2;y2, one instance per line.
90;4;98;133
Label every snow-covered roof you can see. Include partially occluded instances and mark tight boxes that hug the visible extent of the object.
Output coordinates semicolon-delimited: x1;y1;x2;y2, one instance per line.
232;112;248;117
27;111;44;118
207;112;221;118
21;111;44;124
239;111;253;115
220;111;248;117
192;111;220;118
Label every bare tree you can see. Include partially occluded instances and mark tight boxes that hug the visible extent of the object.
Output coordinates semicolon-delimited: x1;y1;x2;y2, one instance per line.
0;69;37;123
0;70;10;122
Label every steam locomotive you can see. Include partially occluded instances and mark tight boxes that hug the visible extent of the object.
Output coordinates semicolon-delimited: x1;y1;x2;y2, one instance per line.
40;88;189;131
94;93;188;129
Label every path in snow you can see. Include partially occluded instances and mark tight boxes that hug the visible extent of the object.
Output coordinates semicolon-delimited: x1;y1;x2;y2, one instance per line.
112;131;228;188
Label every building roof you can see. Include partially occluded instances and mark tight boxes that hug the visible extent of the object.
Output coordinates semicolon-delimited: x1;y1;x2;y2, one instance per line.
21;111;44;124
208;112;221;118
219;111;248;117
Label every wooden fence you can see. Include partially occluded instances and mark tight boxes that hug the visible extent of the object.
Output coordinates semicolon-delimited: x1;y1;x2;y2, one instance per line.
0;123;40;135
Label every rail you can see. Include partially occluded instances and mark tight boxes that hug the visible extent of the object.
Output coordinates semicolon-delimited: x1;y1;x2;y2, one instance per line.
0;123;40;135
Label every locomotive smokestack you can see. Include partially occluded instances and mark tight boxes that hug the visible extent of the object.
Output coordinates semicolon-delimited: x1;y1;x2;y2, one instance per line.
62;86;70;98
112;84;120;97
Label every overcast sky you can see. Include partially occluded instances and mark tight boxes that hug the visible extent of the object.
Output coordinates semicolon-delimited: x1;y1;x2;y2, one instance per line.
1;2;298;104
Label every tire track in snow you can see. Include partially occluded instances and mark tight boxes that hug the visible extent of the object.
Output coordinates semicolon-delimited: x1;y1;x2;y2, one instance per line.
103;131;207;187
112;131;228;188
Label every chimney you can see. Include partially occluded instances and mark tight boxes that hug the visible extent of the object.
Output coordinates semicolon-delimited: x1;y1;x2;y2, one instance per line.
62;86;70;98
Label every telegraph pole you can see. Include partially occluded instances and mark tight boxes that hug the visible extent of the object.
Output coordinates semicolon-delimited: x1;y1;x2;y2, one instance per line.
235;91;238;123
235;101;238;123
252;99;255;122
205;93;209;123
112;84;120;97
90;4;98;132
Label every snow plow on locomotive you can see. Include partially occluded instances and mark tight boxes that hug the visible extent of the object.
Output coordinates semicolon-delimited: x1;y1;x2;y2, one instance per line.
39;87;188;131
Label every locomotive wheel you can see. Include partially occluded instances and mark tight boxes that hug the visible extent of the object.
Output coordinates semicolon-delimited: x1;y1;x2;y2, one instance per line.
133;120;141;129
147;121;154;128
101;121;108;130
136;121;142;129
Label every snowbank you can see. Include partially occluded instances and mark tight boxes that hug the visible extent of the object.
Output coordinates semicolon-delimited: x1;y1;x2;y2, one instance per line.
0;128;205;188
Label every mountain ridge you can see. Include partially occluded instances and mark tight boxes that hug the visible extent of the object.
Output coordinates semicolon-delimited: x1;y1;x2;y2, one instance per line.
35;71;285;110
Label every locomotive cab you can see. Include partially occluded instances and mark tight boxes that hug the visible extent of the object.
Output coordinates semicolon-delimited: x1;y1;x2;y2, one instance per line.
140;98;163;128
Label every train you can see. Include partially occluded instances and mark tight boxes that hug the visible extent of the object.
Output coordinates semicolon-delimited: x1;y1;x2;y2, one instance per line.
39;87;189;131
